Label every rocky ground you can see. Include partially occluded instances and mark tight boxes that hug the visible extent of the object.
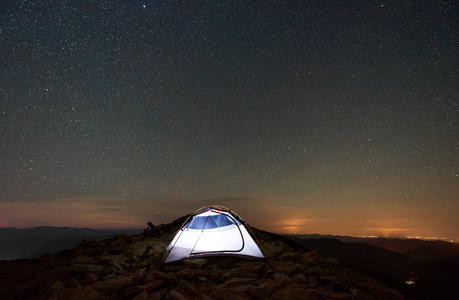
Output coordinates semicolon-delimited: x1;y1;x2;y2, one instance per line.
0;216;403;300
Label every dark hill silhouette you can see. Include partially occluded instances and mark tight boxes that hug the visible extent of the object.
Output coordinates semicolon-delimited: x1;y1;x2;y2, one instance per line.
353;238;459;261
0;227;141;260
403;256;459;299
286;235;459;300
289;234;459;261
0;227;142;240
0;217;403;300
285;236;416;279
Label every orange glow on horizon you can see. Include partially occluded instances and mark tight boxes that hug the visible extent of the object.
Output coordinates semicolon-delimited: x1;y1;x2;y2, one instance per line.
282;226;300;234
1;197;458;242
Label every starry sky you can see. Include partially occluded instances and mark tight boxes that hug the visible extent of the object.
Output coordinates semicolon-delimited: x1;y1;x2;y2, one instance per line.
1;1;458;241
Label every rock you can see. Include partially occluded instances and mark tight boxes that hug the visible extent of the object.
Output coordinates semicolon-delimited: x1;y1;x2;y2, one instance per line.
72;255;99;265
351;289;374;300
132;290;150;300
175;279;199;298
70;264;103;273
83;273;99;286
182;258;208;268
253;262;270;275
148;270;178;285
150;287;169;300
272;285;310;300
290;273;307;283
168;289;188;300
144;279;167;293
222;277;258;288
174;267;195;280
55;286;105;300
43;280;65;298
272;259;296;273
193;268;214;277
248;279;283;300
90;276;134;295
142;245;155;258
162;265;184;272
213;256;239;269
273;272;289;281
113;261;125;273
108;293;118;300
132;268;147;285
200;286;250;300
297;251;319;265
219;266;260;281
210;269;226;283
99;253;117;262
124;249;140;263
306;276;319;288
108;235;131;252
67;279;82;288
104;266;120;276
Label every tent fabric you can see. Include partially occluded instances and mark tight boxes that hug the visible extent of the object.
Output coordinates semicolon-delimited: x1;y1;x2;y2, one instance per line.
162;205;264;264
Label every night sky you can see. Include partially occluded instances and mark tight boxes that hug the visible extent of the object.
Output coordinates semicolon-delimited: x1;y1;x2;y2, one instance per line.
1;1;458;241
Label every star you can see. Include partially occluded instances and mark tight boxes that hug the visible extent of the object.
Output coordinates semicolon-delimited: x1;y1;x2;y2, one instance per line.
0;0;456;241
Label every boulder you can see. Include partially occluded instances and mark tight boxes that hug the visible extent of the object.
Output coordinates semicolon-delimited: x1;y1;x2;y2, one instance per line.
227;269;259;281
83;273;99;286
55;286;104;300
143;279;167;293
174;279;199;298
174;267;195;280
70;264;103;273
72;255;99;265
200;286;250;300
132;290;150;300
182;258;208;268
248;279;283;300
272;285;311;300
222;277;258;288
168;289;188;300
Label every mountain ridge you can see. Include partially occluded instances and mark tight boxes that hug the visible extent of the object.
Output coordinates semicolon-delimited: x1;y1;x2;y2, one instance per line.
286;233;459;261
284;234;459;299
1;224;458;299
0;217;403;300
0;227;142;260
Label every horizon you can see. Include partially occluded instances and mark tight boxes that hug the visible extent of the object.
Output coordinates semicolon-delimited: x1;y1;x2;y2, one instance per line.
1;198;458;243
2;224;457;244
1;1;457;247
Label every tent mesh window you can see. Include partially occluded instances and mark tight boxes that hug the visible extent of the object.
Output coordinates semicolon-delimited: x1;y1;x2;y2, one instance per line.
183;214;240;230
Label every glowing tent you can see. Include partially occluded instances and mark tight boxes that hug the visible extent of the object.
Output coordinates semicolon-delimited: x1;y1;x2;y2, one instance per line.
162;205;264;263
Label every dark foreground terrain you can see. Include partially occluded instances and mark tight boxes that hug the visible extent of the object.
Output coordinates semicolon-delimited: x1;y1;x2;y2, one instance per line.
0;216;403;300
286;235;459;300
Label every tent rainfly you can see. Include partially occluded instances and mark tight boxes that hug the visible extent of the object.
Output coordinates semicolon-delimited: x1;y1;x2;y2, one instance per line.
162;205;264;264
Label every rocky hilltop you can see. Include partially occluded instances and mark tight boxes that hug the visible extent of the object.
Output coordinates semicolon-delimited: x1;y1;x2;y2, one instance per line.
0;216;402;300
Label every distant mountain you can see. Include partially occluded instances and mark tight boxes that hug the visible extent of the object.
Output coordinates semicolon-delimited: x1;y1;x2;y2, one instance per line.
285;236;416;280
288;233;365;243
286;234;459;300
352;238;459;261
289;234;459;261
0;227;142;260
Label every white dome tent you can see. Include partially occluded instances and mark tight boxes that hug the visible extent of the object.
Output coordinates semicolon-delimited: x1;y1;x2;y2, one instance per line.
161;205;264;264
